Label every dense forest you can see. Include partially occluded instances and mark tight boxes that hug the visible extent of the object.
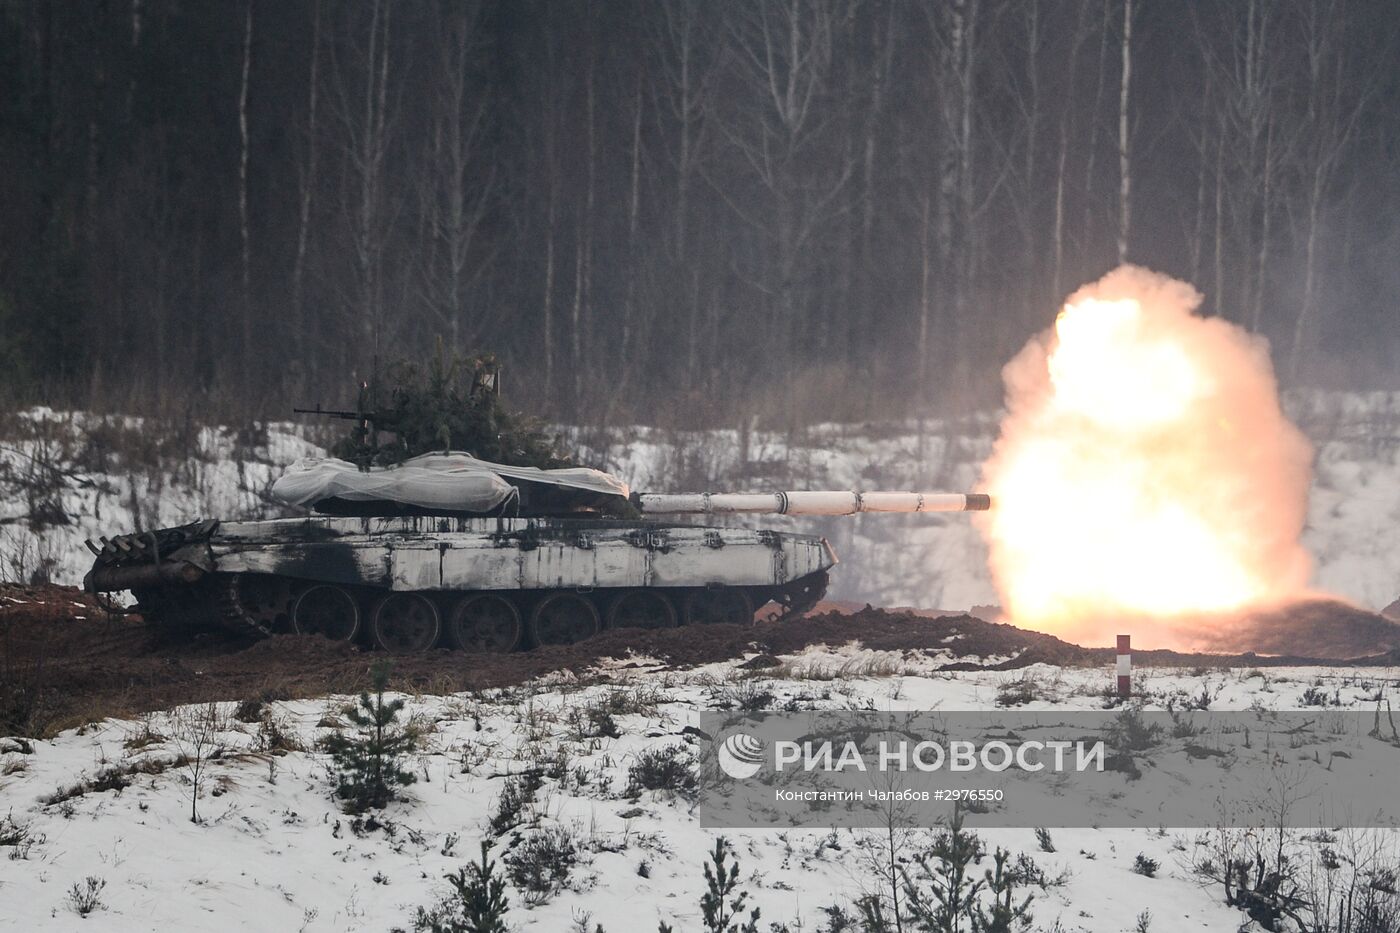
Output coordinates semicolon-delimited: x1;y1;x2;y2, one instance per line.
1;0;1397;428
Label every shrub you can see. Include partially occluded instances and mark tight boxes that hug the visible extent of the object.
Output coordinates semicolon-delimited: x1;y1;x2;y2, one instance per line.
573;705;619;740
121;717;165;750
1;811;42;860
42;766;133;806
1107;709;1163;754
234;694;267;723
321;661;417;813
1132;853;1159;878
732;681;775;712
0;811;31;846
67;876;106;917
995;677;1039;707
627;745;698;796
1010;851;1069;890
569;687;663;739
255;710;304;754
0;650;55;739
1300;685;1336;707
488;771;542;836
504;826;579;906
815;904;858;932
1035;827;1055;853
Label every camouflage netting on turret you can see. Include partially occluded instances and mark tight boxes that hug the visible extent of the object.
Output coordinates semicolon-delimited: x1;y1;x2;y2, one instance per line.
271;452;629;515
335;351;572;470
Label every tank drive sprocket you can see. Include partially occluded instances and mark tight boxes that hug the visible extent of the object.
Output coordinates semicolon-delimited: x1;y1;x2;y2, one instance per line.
217;573;295;637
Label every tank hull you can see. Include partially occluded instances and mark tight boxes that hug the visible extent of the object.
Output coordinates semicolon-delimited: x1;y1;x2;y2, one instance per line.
206;515;834;592
86;516;835;651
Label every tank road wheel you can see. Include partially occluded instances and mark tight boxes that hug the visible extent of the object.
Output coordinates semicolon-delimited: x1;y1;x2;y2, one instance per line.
292;585;361;642
371;593;442;654
605;590;678;631
448;594;524;653
529;593;601;647
684;587;755;626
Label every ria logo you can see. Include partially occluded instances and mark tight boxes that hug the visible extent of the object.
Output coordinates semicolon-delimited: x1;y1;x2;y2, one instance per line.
717;732;766;780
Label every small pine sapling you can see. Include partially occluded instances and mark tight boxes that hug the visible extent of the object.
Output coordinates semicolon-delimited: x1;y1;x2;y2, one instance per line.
972;848;1034;932
417;841;510;933
322;661;417;813
700;836;761;933
901;803;986;931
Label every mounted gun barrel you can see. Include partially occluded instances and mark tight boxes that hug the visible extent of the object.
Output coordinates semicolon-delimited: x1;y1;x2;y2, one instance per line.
636;491;991;516
292;405;374;421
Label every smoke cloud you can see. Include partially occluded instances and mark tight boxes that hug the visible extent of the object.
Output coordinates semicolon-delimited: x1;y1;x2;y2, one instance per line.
978;265;1314;648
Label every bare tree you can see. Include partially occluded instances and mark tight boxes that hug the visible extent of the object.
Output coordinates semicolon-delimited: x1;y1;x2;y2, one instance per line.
1116;0;1133;263
291;0;323;360
1193;0;1285;327
237;0;254;386
713;0;856;365
569;21;598;410
925;0;979;392
1081;0;1112;254
647;0;721;392
327;0;398;367
531;18;566;407
418;0;493;353
1286;0;1379;380
124;0;142;121
7;1;1400;422
170;701;228;824
1050;0;1094;302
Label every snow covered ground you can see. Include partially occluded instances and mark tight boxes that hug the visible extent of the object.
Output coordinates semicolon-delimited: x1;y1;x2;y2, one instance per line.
3;397;1399;929
3;390;1399;615
2;648;1398;931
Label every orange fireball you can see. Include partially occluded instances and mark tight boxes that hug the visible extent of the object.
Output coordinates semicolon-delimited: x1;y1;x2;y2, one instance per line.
978;266;1313;648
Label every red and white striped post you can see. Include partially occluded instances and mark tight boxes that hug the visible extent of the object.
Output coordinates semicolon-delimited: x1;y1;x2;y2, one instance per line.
1116;634;1132;699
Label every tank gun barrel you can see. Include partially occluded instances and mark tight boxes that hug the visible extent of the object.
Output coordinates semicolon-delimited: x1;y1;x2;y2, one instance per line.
636;491;991;516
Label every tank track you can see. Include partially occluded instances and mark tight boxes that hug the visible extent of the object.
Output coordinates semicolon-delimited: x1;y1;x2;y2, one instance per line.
146;569;830;650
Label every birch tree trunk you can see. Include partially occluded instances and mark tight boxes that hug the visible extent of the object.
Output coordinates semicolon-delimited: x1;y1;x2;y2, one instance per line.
1116;0;1132;264
292;0;321;360
238;0;254;386
1051;0;1091;304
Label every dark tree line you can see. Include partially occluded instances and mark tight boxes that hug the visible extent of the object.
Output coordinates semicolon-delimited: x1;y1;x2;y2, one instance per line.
1;0;1397;427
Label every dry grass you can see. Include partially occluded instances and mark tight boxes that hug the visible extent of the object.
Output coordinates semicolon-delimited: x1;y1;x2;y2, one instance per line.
770;651;910;681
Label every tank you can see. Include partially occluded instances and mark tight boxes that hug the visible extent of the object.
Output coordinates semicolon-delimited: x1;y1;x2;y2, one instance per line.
83;453;989;654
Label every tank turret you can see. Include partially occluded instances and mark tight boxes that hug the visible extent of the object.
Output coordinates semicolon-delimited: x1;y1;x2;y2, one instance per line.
84;452;989;656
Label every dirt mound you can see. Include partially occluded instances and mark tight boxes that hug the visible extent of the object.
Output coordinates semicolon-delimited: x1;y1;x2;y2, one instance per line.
4;585;1399;738
0;589;1087;736
1383;595;1400;622
1180;597;1400;658
0;582;110;626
